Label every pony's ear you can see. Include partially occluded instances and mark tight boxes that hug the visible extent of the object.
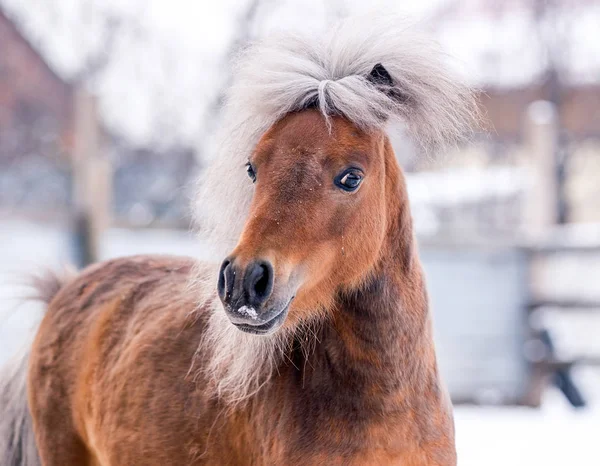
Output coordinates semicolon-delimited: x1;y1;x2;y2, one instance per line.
367;63;409;104
367;63;394;87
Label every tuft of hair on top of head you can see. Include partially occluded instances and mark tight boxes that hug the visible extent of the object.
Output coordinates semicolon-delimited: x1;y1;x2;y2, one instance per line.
229;15;478;150
194;15;480;259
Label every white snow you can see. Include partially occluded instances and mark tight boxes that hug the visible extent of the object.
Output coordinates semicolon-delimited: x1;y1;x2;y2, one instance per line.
455;386;600;466
238;305;258;319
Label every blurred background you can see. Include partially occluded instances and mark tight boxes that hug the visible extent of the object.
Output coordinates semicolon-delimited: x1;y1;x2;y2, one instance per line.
0;0;598;464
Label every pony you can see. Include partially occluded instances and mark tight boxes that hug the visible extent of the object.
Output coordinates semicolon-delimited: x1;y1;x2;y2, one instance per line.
0;17;477;466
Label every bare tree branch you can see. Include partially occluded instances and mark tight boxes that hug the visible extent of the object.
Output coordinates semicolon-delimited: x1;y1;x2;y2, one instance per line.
199;0;269;143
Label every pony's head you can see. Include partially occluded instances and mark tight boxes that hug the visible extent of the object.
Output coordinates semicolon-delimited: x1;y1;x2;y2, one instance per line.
194;16;477;401
218;107;390;335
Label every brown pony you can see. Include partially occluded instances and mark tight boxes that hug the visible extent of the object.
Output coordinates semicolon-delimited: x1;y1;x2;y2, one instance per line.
0;17;476;466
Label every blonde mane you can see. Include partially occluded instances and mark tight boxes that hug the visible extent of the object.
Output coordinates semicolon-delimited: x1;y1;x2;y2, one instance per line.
192;16;477;404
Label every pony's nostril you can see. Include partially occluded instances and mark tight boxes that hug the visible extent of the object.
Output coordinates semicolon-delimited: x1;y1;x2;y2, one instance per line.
244;261;273;306
254;265;269;296
218;259;233;302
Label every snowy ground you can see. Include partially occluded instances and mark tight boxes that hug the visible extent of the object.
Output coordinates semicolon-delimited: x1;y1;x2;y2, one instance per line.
1;218;598;465
456;382;599;466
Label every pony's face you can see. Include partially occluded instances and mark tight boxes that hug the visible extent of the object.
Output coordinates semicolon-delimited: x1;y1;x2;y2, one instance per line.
218;109;389;334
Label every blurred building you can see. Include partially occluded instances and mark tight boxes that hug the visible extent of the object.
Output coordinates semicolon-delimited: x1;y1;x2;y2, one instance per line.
413;0;600;234
0;6;197;226
0;9;74;158
482;85;600;143
0;8;73;216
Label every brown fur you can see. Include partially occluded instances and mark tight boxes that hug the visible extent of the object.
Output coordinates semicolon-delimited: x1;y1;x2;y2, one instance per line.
27;110;456;465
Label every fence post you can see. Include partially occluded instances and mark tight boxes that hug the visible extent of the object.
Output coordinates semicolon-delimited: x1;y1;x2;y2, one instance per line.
71;89;111;267
524;100;559;237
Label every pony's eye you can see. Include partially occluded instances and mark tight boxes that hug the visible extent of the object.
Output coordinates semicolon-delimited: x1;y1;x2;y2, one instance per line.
335;169;363;192
246;163;256;183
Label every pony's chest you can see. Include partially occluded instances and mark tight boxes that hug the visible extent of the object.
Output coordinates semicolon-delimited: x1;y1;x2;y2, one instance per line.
235;392;413;465
237;378;454;466
254;417;438;466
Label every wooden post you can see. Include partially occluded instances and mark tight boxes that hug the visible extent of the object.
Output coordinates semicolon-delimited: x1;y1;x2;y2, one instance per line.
71;89;111;267
525;100;559;237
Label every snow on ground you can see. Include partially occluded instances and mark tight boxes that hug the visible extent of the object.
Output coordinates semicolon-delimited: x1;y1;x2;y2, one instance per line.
455;380;600;466
1;218;598;465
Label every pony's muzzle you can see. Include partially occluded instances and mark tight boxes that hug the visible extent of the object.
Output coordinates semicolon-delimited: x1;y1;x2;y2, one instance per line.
218;257;278;329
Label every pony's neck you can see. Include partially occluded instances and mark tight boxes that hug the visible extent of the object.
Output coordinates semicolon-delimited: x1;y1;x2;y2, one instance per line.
330;255;436;400
325;139;440;410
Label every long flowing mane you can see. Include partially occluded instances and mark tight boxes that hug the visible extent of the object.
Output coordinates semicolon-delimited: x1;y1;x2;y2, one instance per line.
192;16;478;403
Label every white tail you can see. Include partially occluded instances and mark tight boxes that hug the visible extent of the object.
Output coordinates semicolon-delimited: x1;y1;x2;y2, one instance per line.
0;347;40;466
0;269;70;466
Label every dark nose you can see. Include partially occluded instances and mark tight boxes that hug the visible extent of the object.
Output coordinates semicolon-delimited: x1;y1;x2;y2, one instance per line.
218;258;274;308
